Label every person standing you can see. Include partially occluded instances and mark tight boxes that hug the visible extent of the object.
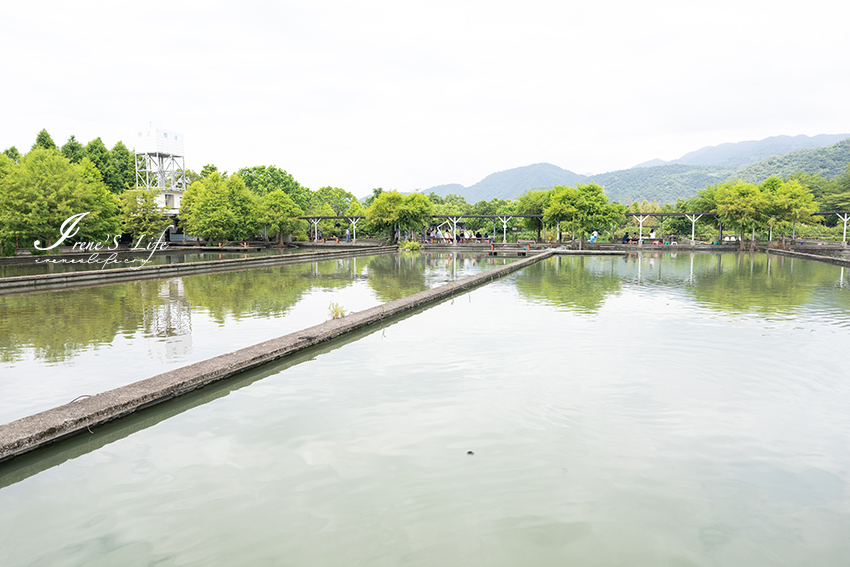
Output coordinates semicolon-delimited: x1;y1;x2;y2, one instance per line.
345;227;350;242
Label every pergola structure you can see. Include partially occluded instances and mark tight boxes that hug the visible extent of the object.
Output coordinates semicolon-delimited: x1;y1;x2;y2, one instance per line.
300;210;850;246
300;216;367;242
300;214;544;244
813;211;850;246
624;212;719;245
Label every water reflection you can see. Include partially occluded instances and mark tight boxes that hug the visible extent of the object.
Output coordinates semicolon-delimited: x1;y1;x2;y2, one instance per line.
0;260;355;365
183;259;356;324
3;251;850;566
514;256;622;314
365;252;516;302
512;252;850;318
0;252;516;423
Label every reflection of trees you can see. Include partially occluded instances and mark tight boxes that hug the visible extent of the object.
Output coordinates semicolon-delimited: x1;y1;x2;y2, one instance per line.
685;253;826;315
514;256;622;314
365;253;429;302
182;259;357;323
0;282;151;364
0;259;361;364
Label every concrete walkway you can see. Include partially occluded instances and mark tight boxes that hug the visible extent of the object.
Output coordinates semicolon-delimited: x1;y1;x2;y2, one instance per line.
0;250;554;463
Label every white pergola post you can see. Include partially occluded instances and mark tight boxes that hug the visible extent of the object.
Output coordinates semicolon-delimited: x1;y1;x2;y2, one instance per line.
309;218;320;241
636;215;650;246
449;216;461;244
498;216;511;244
347;217;360;242
837;213;850;247
685;214;703;246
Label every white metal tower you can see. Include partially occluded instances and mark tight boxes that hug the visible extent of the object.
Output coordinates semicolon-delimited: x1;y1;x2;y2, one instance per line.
134;127;186;214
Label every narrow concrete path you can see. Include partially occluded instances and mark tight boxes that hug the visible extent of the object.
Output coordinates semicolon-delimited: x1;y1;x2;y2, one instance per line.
0;250;553;462
764;247;850;268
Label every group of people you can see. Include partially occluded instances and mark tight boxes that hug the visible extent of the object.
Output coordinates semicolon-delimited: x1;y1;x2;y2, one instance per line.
313;228;352;242
425;228;486;243
621;230;657;244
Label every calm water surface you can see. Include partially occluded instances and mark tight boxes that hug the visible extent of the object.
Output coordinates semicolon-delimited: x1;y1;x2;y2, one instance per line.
1;251;849;566
0;252;513;423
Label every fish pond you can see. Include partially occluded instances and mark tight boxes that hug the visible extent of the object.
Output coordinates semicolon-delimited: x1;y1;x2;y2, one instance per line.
1;251;849;566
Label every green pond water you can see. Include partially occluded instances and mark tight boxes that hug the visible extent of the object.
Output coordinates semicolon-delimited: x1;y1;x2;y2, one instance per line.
1;251;849;566
0;252;516;423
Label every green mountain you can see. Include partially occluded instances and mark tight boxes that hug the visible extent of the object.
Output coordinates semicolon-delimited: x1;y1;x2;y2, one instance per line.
733;138;850;183
423;135;850;205
635;134;849;169
426;163;586;202
590;165;736;204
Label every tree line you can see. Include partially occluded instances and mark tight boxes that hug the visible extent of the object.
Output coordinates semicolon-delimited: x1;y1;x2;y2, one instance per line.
3;128;849;252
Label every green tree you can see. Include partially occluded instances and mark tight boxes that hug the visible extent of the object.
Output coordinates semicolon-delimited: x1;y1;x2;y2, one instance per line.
3;146;21;163
200;164;221;178
398;193;433;237
314;186;357;216
713;180;766;248
182;169;201;186
180;173;259;241
31;129;57;151
85;137;119;193
544;183;624;244
237;165;311;211
366;190;404;240
110;141;135;193
468;197;511;233
120;187;173;241
822;165;850;210
76;158;121;241
259;190;304;244
0;153;13;181
427;192;445;205
317;202;338;236
363;188;384;208
61;135;85;163
432;193;470;215
0;149;120;247
344;198;366;218
517;189;549;240
543;185;580;241
344;198;369;237
785;171;837;207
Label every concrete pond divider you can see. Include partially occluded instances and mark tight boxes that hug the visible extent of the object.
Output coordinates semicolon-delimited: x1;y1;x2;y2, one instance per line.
0;249;554;463
763;247;850;268
0;246;397;295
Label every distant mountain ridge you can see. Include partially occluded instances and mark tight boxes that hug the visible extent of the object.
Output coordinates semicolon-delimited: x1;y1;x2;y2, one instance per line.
424;134;850;204
633;134;849;169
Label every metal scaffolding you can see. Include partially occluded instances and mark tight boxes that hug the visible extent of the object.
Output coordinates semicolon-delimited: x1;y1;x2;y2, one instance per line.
134;127;186;215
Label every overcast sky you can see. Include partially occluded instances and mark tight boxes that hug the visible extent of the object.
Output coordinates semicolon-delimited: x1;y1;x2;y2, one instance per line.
3;0;849;197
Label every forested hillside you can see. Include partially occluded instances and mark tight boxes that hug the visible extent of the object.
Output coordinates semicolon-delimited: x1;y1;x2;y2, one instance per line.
733;139;850;184
427;163;585;202
424;135;850;205
635;134;849;169
591;165;736;203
